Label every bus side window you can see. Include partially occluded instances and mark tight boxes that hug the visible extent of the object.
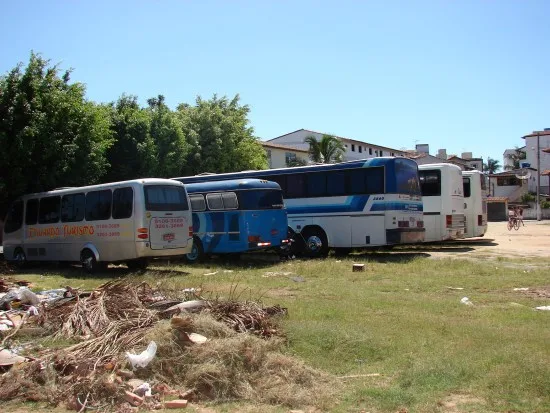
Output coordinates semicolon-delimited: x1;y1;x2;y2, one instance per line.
222;192;238;209
61;193;85;222
189;194;206;212
112;187;133;219
262;175;286;194
327;170;346;196
307;172;327;197
347;169;366;194
4;199;23;233
206;193;223;210
419;171;441;196
286;174;305;198
39;196;61;224
25;199;39;225
86;190;112;221
463;178;471;198
366;167;385;194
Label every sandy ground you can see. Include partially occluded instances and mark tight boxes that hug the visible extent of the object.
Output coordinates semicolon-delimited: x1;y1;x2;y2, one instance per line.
422;220;550;262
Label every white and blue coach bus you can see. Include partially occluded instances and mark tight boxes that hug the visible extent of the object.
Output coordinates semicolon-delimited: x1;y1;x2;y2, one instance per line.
174;157;424;257
184;179;288;262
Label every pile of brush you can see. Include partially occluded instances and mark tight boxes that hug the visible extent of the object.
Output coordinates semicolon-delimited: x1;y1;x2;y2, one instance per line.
0;280;338;411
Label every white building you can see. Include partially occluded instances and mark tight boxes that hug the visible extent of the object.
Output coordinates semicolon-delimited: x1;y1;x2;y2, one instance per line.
260;141;309;169
265;129;406;162
521;129;550;196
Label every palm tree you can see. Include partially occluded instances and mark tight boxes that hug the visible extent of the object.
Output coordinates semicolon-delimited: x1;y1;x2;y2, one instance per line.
483;157;501;174
304;134;345;164
504;147;526;170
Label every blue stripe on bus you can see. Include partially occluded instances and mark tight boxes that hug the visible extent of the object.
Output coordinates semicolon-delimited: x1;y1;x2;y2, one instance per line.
285;197;423;215
286;195;369;214
370;202;424;212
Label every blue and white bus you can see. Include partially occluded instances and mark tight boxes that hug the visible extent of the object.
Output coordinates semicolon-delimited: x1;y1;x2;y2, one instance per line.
184;179;288;262
174;157;424;257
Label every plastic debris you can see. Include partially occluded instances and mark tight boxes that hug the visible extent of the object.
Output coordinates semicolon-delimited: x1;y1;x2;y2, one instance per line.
460;297;474;306
126;341;157;369
513;288;529;291
535;306;550;311
0;348;27;366
135;382;152;397
0;287;40;309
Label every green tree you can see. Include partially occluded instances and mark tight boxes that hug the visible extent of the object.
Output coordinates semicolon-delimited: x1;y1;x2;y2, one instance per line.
0;52;113;216
147;95;189;177
180;94;267;175
483;157;501;174
104;94;157;182
304;134;345;163
504;147;526;170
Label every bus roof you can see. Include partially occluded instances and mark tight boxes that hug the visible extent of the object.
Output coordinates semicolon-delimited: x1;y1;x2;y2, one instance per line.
185;179;281;193
174;157;411;183
21;178;184;198
418;163;463;171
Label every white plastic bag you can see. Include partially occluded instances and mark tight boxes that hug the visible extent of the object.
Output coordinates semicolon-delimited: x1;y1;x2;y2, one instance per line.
126;341;157;369
460;297;474;306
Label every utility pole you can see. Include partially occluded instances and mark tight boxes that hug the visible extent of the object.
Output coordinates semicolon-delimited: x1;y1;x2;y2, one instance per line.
537;132;541;221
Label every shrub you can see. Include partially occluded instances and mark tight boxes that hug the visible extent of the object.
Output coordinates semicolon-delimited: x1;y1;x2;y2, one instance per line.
540;200;550;209
521;193;536;203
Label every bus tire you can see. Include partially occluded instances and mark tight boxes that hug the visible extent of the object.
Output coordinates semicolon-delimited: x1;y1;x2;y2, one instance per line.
80;249;99;273
301;227;329;258
185;237;204;264
13;248;27;269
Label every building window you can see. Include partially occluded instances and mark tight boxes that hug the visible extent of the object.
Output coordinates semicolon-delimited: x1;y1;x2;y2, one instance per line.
369;148;373;155
266;149;272;167
391;152;395;156
359;146;362;153
497;177;520;186
285;152;296;164
351;144;355;152
375;150;378;156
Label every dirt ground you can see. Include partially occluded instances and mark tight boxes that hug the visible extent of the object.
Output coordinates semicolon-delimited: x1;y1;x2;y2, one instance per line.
423;220;550;261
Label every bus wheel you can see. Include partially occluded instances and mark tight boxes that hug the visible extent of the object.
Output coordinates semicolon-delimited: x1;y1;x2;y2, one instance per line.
185;238;204;264
14;248;27;269
127;258;148;271
302;228;329;258
80;249;98;273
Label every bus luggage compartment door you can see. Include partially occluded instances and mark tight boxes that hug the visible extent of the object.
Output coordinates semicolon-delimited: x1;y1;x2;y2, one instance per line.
149;216;190;250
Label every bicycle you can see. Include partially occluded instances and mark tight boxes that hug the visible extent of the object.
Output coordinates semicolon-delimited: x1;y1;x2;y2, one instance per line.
507;216;520;231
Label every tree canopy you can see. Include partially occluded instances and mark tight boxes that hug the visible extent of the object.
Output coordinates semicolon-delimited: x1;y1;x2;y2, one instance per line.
484;157;501;174
0;52;113;216
0;53;268;217
304;134;345;164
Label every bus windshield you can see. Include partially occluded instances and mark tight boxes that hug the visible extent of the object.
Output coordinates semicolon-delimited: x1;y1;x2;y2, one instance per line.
238;190;284;210
144;185;189;211
395;159;421;195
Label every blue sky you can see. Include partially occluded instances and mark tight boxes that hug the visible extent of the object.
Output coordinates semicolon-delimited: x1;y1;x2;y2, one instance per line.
2;1;549;165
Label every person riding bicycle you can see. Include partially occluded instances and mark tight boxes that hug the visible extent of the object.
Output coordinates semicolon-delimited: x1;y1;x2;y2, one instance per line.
508;207;517;225
516;206;524;226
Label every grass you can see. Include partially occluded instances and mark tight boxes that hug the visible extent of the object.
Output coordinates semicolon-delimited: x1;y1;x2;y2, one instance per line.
2;252;550;413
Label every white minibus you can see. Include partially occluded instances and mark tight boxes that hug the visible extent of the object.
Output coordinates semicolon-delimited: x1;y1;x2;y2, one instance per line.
2;179;193;272
418;163;465;242
462;170;488;238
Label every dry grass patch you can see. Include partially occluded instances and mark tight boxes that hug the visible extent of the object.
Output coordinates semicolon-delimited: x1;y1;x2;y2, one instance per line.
145;313;340;409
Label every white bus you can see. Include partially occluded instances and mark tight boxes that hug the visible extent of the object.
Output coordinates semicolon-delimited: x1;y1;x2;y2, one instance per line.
2;179;193;272
174;157;425;257
462;170;488;238
418;163;465;242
